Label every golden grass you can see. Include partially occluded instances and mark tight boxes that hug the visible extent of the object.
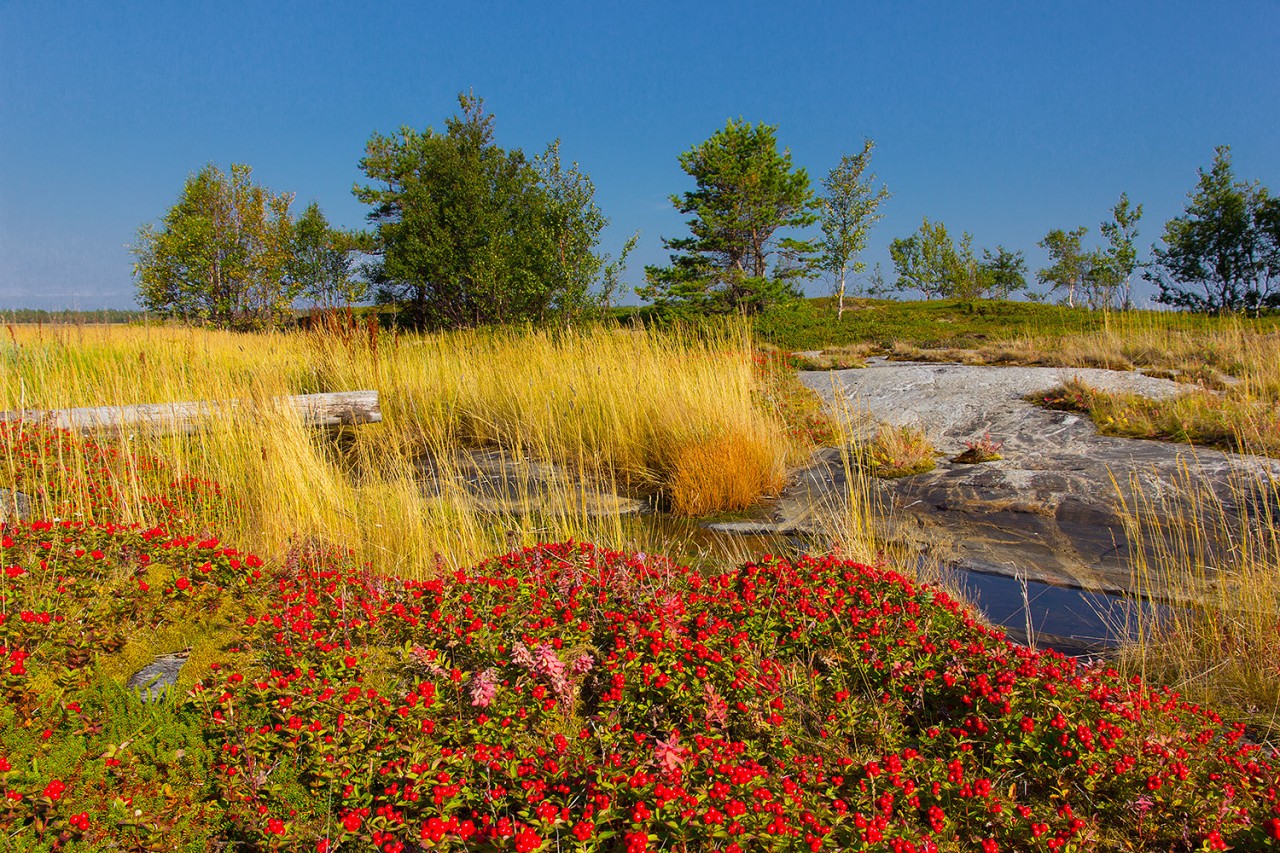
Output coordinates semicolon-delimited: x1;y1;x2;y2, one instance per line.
666;430;786;517
1037;376;1280;458
789;343;874;371
864;424;937;479
1113;459;1280;741
0;322;803;576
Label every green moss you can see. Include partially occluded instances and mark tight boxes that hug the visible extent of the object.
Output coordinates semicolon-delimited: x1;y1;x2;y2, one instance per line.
869;459;937;479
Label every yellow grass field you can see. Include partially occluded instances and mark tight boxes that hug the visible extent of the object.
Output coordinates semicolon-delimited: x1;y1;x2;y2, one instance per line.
1;322;805;577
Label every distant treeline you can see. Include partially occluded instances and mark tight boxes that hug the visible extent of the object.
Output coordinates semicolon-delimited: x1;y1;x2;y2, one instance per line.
2;308;147;324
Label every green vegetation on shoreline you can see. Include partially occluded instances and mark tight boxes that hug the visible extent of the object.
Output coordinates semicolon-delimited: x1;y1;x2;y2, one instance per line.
748;296;1279;353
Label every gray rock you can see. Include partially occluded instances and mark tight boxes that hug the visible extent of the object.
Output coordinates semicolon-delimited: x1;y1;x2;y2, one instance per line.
0;488;31;524
703;520;801;536
416;447;647;519
785;361;1280;598
127;652;188;702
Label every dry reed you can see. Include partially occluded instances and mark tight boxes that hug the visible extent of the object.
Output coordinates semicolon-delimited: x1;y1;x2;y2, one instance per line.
0;322;802;577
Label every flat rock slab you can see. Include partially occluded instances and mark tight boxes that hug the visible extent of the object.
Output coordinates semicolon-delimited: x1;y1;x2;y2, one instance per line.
416;448;647;519
800;359;1189;450
787;360;1280;596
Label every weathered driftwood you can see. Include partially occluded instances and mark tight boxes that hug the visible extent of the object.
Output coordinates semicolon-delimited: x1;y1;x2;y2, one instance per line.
0;390;380;434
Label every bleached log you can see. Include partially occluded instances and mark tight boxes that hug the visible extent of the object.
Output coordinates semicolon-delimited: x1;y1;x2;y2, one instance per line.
0;390;381;434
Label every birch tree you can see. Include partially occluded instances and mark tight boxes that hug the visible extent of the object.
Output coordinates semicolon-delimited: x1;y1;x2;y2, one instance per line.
819;139;890;319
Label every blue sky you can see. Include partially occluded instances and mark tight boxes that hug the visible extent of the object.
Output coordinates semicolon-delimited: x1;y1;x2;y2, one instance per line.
1;1;1277;310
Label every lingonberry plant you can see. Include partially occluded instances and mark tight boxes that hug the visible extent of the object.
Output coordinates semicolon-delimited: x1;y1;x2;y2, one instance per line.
2;421;1280;851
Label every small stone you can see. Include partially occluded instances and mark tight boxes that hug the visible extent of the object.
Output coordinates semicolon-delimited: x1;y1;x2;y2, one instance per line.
127;652;189;703
1;488;32;524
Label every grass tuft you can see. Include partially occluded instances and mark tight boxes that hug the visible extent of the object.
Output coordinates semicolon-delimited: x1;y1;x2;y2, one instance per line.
666;429;786;517
862;424;937;478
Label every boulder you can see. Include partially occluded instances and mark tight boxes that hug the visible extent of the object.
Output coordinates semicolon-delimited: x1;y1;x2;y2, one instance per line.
127;652;189;703
782;360;1280;597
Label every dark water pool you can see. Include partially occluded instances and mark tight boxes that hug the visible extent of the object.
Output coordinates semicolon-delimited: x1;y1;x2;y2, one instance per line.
634;516;1157;657
948;570;1168;656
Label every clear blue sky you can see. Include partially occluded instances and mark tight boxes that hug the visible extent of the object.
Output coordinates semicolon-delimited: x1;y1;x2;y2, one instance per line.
1;1;1277;310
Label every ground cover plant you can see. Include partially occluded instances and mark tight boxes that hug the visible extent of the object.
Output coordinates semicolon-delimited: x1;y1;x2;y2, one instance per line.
951;434;1003;465
861;425;937;479
750;298;1103;352
5;422;1280;851
1034;377;1280;458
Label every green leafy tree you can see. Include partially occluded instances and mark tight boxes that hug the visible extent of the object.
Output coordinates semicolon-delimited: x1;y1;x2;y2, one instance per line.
888;217;981;299
889;220;1027;301
132;163;299;328
1096;192;1144;309
1038;193;1144;310
1036;226;1091;308
819;139;891;319
979;246;1028;299
291;201;367;310
355;93;620;328
640;119;819;315
534;141;637;315
1147;146;1280;314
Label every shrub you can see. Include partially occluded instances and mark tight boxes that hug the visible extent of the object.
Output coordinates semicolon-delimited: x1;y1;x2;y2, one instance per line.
666;430;785;517
952;433;1003;464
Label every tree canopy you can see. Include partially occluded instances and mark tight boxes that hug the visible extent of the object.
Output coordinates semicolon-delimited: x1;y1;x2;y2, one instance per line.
1147;146;1279;314
133;164;298;328
819;140;890;319
1036;227;1090;309
1036;195;1143;311
133;164;361;328
640;119;819;315
887;218;1025;301
290;202;367;311
354;93;623;328
1097;193;1143;309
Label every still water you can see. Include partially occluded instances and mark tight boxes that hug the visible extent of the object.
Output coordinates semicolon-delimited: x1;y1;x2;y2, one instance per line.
627;515;1155;658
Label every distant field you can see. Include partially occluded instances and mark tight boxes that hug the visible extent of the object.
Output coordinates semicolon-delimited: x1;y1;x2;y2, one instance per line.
748;295;1280;351
2;308;147;324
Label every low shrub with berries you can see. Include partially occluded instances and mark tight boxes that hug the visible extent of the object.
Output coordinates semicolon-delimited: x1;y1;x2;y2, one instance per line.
3;422;1280;851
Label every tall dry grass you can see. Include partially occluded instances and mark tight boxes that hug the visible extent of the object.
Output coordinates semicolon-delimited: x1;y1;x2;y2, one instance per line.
978;314;1280;454
1113;456;1280;741
0;322;799;576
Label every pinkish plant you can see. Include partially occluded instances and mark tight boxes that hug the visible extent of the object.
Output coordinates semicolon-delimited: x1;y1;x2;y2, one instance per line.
953;431;1004;464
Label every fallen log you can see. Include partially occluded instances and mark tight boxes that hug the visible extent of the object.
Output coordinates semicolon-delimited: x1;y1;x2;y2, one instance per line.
0;390;381;433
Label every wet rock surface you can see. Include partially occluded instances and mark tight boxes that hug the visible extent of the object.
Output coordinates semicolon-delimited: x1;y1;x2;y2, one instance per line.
742;360;1280;597
415;448;647;519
